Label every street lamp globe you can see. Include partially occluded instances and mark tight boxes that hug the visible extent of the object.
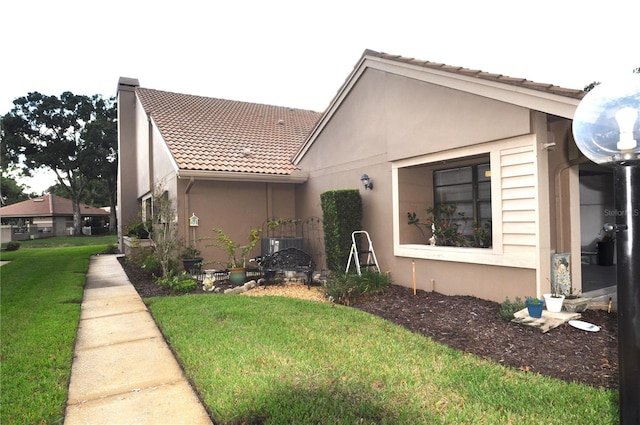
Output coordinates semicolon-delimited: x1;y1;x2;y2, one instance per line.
572;74;640;165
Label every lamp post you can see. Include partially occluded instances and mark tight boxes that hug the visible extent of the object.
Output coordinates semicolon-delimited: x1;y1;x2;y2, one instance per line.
572;75;640;424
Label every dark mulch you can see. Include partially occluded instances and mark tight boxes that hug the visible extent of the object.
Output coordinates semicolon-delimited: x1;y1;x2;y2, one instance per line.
353;285;618;390
119;258;618;390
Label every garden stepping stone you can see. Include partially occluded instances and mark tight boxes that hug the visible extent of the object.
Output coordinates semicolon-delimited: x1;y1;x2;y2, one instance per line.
512;308;581;333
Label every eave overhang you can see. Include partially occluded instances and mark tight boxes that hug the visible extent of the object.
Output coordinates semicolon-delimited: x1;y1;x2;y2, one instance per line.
176;169;309;184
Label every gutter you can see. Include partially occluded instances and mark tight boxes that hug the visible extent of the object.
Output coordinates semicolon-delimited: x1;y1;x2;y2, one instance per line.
176;169;309;184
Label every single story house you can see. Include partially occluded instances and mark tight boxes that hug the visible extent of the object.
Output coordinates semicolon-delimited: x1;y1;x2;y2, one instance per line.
117;49;615;302
0;194;110;241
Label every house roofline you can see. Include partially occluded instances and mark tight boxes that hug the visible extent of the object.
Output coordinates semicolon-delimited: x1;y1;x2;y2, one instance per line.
293;49;582;164
176;169;308;183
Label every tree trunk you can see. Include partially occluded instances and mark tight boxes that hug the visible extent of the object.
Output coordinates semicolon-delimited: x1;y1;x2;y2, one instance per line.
107;189;117;234
72;197;83;236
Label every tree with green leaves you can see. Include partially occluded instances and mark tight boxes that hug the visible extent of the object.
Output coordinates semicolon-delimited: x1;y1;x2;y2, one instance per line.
1;92;117;235
81;98;118;233
0;176;34;206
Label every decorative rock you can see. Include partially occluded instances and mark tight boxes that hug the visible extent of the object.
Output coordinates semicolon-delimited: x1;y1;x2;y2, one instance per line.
563;297;591;313
243;280;257;290
224;286;245;295
223;280;257;295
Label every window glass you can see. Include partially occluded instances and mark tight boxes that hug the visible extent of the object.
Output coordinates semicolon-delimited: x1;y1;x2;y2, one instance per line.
431;161;492;247
435;185;473;202
478;181;491;200
434;167;472;186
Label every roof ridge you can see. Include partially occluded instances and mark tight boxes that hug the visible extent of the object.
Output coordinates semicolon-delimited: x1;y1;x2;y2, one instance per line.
136;87;320;113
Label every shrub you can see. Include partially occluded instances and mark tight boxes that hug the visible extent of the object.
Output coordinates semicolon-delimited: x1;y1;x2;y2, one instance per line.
499;297;525;321
5;241;21;251
101;244;119;254
324;270;392;305
126;249;168;278
143;254;165;277
156;272;198;293
125;219;152;239
320;189;362;272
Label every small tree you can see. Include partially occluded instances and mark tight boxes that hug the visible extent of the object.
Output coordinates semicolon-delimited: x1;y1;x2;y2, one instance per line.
145;182;179;278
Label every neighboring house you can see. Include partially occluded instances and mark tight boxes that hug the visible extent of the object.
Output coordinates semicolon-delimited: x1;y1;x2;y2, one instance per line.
118;50;615;302
0;194;110;241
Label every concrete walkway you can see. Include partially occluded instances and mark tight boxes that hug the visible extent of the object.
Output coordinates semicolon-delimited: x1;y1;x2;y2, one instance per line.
64;255;212;425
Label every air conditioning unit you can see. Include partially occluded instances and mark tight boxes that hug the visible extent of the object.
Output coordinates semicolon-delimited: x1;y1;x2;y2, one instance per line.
261;237;303;255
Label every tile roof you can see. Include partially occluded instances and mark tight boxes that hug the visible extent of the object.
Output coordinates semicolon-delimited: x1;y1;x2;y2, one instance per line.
362;49;586;100
135;88;322;175
0;194;109;217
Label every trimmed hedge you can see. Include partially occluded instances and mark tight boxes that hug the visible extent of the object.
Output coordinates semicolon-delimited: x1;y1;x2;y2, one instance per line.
320;189;362;272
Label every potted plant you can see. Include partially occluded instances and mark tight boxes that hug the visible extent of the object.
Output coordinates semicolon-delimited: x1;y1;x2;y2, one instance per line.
543;291;565;313
525;296;545;318
180;245;203;274
211;227;262;285
597;224;615;266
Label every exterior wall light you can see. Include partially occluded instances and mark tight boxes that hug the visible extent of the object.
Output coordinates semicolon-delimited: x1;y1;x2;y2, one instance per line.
360;174;373;190
572;74;640;425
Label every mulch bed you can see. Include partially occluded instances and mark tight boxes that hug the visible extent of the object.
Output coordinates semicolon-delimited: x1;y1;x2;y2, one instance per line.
118;258;618;390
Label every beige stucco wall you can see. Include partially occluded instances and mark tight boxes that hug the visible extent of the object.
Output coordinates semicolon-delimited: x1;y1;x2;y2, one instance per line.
383;71;531;160
175;179;297;268
296;67;550;302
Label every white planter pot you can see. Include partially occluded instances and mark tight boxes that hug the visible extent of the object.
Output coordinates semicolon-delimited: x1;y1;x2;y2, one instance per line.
543;294;565;313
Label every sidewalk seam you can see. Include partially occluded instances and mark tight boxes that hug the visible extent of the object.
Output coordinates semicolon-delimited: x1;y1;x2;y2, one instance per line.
73;335;164;353
66;378;188;406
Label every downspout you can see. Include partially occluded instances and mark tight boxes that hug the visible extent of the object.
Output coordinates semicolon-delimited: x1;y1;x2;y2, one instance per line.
184;177;195;245
554;155;589;250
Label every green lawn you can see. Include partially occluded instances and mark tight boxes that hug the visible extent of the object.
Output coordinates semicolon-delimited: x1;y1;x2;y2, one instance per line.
148;295;619;425
2;234;117;249
0;238;115;425
0;235;619;424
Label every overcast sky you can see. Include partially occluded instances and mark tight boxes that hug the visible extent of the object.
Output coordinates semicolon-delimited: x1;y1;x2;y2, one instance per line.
2;0;638;193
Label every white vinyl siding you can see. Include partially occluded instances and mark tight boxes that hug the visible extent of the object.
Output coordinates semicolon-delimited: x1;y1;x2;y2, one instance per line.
500;145;537;255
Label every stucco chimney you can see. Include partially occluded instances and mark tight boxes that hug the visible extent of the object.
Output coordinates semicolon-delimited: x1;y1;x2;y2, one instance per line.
116;77;140;253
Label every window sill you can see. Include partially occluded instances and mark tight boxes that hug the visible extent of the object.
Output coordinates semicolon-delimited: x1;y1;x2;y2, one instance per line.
395;244;535;269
